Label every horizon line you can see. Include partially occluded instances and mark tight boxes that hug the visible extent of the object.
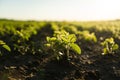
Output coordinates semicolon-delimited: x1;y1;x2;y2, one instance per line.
0;17;120;22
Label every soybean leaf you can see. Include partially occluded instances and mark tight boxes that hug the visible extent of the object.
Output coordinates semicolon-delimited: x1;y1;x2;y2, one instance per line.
70;43;81;54
102;48;107;55
69;34;76;43
45;43;51;47
113;44;119;50
46;37;50;42
2;45;11;52
61;36;68;42
0;40;5;45
50;37;56;42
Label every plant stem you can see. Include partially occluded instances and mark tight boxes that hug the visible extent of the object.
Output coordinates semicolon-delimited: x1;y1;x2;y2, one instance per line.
66;45;70;60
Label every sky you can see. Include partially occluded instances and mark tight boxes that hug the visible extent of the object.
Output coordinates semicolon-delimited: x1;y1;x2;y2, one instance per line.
0;0;120;21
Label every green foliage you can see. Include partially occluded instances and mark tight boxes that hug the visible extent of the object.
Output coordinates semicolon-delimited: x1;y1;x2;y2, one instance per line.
70;43;81;54
0;40;11;55
45;30;81;60
0;40;11;52
101;37;119;55
51;23;59;31
77;30;97;43
62;25;78;34
0;19;120;58
2;45;11;52
0;20;46;55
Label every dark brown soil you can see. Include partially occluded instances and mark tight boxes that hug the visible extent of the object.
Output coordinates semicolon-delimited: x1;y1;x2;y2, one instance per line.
0;25;120;80
0;41;120;80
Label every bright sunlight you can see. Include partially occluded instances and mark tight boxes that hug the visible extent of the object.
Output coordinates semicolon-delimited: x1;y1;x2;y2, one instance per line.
0;0;120;21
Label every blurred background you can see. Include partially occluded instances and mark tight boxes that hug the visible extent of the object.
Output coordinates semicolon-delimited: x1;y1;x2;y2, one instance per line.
0;0;120;21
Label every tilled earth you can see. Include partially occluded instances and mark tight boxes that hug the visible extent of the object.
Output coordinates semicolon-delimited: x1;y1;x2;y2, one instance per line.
0;41;120;80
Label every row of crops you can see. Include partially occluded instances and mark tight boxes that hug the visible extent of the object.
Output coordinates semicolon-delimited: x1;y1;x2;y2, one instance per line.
71;21;120;39
0;19;120;60
0;19;46;55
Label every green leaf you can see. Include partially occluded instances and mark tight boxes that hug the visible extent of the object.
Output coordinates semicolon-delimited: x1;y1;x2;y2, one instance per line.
61;36;68;42
70;43;81;54
106;37;114;44
45;43;51;47
102;48;107;55
46;37;50;42
101;42;105;46
2;45;11;52
69;34;76;43
91;33;97;42
16;31;24;38
113;44;119;50
50;37;56;41
54;31;61;34
0;40;5;45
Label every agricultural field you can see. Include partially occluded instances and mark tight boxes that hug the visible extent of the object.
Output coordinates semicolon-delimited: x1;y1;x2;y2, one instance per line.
0;19;120;80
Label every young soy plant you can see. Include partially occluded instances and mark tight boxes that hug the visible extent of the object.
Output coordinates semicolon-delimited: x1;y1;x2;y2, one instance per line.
0;40;11;55
45;30;81;61
101;37;119;55
77;30;97;43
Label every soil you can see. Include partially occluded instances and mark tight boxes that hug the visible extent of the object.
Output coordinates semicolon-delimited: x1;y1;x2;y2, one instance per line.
0;25;120;80
0;41;120;80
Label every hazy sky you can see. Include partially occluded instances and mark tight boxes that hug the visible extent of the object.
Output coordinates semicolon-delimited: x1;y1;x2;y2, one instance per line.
0;0;120;21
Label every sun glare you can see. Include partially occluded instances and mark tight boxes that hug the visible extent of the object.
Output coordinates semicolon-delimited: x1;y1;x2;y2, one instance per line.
0;0;120;21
